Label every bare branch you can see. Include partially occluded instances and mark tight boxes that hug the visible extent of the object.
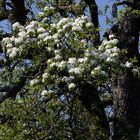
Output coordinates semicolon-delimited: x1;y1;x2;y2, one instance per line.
84;0;100;46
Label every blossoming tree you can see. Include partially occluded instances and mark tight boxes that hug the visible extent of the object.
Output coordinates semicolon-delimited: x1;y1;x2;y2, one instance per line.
0;0;140;139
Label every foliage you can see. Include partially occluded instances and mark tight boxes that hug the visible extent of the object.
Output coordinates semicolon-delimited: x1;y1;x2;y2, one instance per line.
0;0;140;139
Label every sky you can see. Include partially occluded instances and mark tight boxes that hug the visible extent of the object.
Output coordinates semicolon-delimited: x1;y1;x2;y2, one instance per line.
0;0;115;34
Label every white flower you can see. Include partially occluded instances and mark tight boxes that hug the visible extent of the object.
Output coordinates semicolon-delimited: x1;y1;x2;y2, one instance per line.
37;27;46;33
6;43;13;48
68;58;77;64
57;61;66;68
81;39;86;44
109;39;119;45
106;57;113;62
132;68;139;73
81;15;88;20
50;62;57;68
102;40;109;46
2;37;11;44
53;34;59;40
55;54;62;59
62;76;74;82
18;31;27;38
44;6;55;12
105;49;112;55
98;46;104;51
30;79;39;86
9;51;17;58
86;22;93;28
106;45;111;49
72;26;83;31
14;37;24;44
74;68;83;74
94;66;101;71
41;90;48;96
38;32;49;39
38;12;44;17
109;34;115;39
125;61;132;68
30;21;38;26
9;47;20;58
58;29;63;34
68;83;76;90
42;73;49;79
69;67;82;75
25;25;33;30
110;52;119;57
63;23;70;30
78;58;88;63
57;18;70;27
43;36;53;42
12;22;21;31
10;36;15;42
44;6;49;12
54;50;60;54
27;28;35;35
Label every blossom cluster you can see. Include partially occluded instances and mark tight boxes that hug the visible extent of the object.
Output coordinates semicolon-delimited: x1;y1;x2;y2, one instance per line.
1;5;139;97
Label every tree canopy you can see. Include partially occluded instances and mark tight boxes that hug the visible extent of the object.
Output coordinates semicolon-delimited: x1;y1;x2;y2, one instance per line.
0;0;140;140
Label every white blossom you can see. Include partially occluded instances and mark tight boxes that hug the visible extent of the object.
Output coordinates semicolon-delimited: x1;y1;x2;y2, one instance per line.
86;22;93;28
41;90;48;96
68;83;76;90
30;79;39;86
109;34;115;39
68;58;77;64
69;67;82;75
57;61;66;68
125;61;132;68
94;66;101;71
78;58;88;63
37;27;46;33
72;26;83;31
109;39;119;45
42;73;49;79
12;22;21;31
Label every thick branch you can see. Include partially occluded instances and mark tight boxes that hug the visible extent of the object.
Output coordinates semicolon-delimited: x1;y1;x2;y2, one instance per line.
112;1;140;18
0;0;8;21
10;0;29;25
84;0;100;46
78;82;110;135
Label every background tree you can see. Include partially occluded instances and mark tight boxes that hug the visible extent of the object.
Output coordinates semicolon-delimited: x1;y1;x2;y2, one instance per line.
0;0;140;140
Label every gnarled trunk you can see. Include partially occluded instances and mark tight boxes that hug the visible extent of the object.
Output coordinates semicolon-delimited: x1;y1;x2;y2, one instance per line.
113;71;140;139
112;5;140;139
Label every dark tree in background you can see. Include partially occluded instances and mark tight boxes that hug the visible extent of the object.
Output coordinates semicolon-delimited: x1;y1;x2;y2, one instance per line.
0;0;140;140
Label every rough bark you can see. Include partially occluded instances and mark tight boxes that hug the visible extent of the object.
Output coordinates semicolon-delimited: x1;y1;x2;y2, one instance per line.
112;2;140;139
113;72;140;140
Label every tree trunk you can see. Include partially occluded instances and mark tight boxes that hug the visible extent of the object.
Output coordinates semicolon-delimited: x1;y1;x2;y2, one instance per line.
113;71;140;140
112;6;140;139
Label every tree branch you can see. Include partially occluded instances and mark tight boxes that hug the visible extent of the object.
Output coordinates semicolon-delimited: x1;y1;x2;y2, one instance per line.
10;0;29;25
112;1;140;18
84;0;100;46
78;82;110;135
0;0;8;21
